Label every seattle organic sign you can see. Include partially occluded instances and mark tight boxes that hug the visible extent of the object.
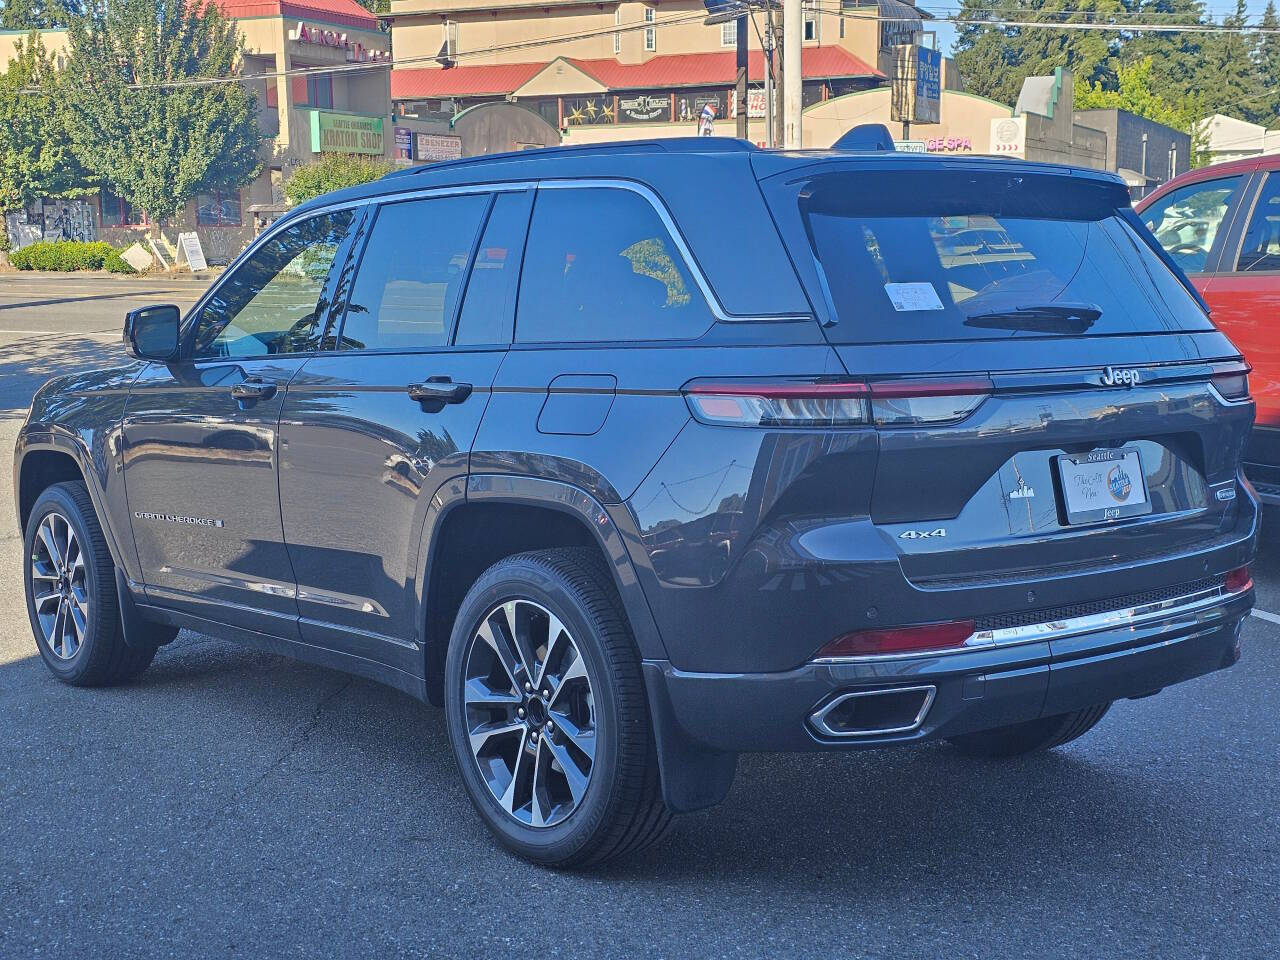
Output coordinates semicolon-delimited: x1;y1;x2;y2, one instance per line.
309;112;385;155
289;22;390;63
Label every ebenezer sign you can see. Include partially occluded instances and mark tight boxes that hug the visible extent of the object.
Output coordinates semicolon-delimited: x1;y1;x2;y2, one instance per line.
310;112;385;155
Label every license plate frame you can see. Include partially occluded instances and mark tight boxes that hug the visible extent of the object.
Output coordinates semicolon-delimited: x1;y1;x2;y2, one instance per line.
1056;447;1152;525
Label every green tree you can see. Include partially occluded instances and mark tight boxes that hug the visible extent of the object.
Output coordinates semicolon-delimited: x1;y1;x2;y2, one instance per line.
0;0;78;29
953;0;1124;106
1197;0;1269;122
1254;0;1280;125
283;153;393;207
1074;56;1208;162
58;0;262;222
0;34;92;223
351;0;390;14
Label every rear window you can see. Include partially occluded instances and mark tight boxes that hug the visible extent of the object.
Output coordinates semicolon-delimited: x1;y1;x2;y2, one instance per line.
801;171;1213;343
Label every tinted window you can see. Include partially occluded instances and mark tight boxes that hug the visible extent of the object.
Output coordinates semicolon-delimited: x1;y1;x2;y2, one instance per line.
455;192;531;345
1141;176;1243;273
803;171;1214;344
516;188;713;343
1235;174;1280;273
340;195;488;351
193;210;354;359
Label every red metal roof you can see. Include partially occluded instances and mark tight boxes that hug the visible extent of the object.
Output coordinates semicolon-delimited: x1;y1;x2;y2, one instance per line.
211;0;379;31
391;46;883;100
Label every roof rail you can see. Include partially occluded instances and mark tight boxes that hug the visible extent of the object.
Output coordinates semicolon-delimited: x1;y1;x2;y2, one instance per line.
382;136;757;180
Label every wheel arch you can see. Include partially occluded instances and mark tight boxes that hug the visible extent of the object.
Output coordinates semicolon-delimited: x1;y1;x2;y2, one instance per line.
416;474;668;706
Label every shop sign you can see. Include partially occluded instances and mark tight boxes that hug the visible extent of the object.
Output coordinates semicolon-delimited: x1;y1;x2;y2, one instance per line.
289;21;389;63
310;111;385;155
730;87;768;119
394;126;413;160
414;133;462;163
989;116;1026;157
914;46;941;125
926;136;972;152
618;93;671;123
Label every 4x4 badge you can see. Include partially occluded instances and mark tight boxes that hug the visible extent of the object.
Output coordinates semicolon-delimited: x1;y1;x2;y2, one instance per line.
899;527;946;540
1100;366;1140;388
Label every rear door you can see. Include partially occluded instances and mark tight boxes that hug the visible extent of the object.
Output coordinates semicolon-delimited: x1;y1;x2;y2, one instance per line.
123;209;357;634
759;162;1254;590
278;189;526;668
1198;171;1280;485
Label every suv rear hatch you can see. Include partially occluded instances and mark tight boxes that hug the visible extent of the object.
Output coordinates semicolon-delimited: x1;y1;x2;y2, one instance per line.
755;158;1254;589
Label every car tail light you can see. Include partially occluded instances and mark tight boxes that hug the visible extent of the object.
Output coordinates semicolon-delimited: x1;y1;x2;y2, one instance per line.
1212;366;1251;401
1225;566;1252;592
683;377;992;428
816;619;977;659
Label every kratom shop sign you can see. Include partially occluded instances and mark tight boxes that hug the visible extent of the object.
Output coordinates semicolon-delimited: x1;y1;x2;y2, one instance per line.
310;111;385;155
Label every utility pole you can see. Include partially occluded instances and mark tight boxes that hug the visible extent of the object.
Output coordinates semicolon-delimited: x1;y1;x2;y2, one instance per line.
763;12;776;148
783;0;802;148
772;8;784;148
736;13;748;139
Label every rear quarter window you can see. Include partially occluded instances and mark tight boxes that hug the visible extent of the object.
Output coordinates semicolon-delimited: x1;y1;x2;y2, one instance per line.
801;170;1214;344
515;186;714;343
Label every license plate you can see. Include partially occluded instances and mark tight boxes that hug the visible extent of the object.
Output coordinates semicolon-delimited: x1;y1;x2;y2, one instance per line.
1057;448;1151;525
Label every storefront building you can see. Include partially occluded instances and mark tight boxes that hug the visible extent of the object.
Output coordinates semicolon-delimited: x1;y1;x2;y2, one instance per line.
386;0;918;146
2;0;392;264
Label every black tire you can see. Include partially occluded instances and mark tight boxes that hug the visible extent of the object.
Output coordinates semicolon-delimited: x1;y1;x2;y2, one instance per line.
23;482;161;686
947;702;1112;758
444;548;672;867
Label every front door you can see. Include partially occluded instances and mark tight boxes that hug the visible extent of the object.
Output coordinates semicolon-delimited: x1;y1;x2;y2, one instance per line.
279;190;529;669
122;209;359;636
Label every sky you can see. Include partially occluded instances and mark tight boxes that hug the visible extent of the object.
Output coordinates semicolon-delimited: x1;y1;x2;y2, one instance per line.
930;0;1275;56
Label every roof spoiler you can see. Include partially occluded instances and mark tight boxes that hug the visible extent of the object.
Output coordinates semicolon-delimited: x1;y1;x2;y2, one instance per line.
832;124;896;152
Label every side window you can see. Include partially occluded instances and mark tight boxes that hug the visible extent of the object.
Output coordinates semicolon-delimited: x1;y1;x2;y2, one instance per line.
1140;176;1242;274
515;187;714;343
1235;175;1280;273
455;192;531;346
339;194;488;351
193;210;354;359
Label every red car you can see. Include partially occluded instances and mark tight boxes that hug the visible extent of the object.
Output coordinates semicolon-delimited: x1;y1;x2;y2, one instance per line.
1137;156;1280;501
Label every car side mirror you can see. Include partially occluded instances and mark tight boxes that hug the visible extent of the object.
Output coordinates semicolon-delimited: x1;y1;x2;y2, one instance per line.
124;304;181;362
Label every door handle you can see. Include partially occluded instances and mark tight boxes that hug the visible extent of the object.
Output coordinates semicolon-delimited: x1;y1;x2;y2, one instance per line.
408;377;473;408
230;379;277;405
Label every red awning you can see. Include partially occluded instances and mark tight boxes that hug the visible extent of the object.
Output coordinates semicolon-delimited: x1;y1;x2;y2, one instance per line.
391;46;883;100
211;0;379;31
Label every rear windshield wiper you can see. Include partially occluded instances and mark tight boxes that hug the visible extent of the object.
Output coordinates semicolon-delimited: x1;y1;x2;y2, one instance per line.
963;302;1102;335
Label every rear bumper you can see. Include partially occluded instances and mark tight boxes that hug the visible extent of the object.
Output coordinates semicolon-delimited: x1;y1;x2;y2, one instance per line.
643;582;1252;753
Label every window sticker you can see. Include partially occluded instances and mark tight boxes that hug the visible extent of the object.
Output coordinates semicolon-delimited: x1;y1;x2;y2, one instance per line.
884;282;945;312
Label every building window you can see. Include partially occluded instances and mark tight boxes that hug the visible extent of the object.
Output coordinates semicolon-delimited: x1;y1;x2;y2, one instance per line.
644;7;656;51
614;8;621;54
197;189;242;227
803;0;818;40
100;190;143;227
306;73;333;109
721;20;736;46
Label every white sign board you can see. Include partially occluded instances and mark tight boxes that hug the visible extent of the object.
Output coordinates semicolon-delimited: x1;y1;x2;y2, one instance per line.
989;116;1027;158
177;232;208;272
120;242;154;273
894;140;927;154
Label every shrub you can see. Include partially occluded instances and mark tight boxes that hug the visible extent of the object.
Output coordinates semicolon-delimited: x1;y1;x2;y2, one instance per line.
284;153;395;207
9;240;136;273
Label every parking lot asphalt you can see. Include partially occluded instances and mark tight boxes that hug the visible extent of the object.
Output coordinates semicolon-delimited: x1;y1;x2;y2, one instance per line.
1;273;1277;959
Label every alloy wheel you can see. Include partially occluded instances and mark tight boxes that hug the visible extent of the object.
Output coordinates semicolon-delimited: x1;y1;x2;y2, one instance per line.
30;511;89;661
462;599;597;828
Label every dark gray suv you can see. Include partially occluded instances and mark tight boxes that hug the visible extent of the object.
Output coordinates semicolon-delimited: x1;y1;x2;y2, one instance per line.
15;140;1258;866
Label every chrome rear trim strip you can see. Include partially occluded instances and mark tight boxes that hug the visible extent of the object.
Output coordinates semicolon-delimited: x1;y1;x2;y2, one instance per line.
813;583;1248;664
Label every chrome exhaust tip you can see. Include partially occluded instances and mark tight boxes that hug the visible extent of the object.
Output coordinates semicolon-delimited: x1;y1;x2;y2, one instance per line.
809;685;936;738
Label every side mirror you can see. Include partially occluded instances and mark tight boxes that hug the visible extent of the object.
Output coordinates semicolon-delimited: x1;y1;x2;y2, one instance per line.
124;304;181;362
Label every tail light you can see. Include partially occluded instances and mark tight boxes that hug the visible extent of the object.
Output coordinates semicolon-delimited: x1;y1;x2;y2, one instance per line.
683;377;992;428
816;619;977;659
1225;566;1252;592
1212;365;1251;401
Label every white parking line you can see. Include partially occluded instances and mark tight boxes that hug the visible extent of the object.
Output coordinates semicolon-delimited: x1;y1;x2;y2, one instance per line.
1250;608;1280;627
